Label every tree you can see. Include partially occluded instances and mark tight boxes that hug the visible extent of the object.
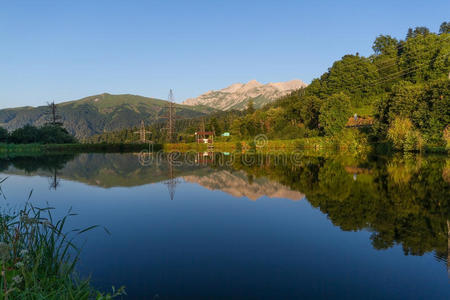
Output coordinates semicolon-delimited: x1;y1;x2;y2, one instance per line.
246;99;255;114
9;125;41;144
298;95;322;130
39;124;77;144
7;124;77;144
319;92;352;136
372;35;399;55
318;55;380;107
378;78;449;145
209;117;221;135
439;21;450;34
400;32;449;83
230;119;242;139
46;101;63;126
406;28;414;40
0;127;8;143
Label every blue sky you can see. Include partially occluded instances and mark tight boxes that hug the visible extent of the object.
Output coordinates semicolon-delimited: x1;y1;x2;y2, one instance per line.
0;0;448;108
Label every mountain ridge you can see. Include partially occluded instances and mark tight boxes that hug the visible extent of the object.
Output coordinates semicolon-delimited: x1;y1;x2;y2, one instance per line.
183;79;307;110
0;93;215;139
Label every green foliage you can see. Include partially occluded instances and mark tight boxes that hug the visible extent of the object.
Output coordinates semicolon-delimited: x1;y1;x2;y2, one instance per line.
379;77;449;146
295;95;322;130
439;21;450;34
387;117;423;151
0;127;8;143
372;35;399;55
406;26;431;39
9;125;41;144
319;92;352;136
246;99;255;114
8;124;77;144
316;54;381;107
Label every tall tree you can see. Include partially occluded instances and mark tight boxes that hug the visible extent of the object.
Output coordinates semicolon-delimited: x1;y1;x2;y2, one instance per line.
246;99;255;114
439;21;450;34
0;127;8;143
319;92;352;136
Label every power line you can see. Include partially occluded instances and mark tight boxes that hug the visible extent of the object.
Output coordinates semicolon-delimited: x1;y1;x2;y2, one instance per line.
321;35;450;77
348;51;450;92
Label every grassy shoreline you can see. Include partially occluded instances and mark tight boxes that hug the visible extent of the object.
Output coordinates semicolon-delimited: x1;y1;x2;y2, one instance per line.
165;132;449;154
0;138;447;157
0;143;163;156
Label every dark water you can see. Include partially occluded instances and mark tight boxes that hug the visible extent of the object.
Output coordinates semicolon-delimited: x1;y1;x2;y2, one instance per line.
0;152;449;299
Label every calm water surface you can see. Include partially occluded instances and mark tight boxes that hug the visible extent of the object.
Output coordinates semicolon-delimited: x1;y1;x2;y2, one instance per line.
0;152;449;299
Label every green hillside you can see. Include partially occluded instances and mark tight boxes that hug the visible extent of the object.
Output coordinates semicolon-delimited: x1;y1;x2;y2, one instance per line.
0;93;216;139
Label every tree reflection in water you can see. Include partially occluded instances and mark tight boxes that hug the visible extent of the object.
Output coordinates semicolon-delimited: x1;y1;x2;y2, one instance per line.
1;152;449;270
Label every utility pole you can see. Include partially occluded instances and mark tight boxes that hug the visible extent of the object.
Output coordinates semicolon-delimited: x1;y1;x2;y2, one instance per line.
134;120;152;143
161;89;178;143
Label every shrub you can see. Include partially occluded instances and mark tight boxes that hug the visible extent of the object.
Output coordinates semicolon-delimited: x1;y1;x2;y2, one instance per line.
387;117;423;151
444;125;450;150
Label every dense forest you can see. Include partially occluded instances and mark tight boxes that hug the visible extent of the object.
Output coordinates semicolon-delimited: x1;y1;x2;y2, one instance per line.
89;22;449;151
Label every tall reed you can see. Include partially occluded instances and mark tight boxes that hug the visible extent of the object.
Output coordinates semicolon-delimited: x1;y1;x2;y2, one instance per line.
0;178;125;299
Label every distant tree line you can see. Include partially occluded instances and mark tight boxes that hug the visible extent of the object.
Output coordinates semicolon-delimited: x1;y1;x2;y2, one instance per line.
0;124;77;144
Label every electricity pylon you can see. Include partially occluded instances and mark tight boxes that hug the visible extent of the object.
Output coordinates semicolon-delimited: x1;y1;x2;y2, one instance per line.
160;89;178;143
134;120;152;143
164;152;181;200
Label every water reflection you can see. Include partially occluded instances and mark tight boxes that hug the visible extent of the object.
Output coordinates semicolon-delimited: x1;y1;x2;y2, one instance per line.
1;152;449;275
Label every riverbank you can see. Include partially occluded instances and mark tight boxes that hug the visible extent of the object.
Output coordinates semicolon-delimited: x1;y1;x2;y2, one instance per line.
0;143;163;157
0;138;447;158
165;136;448;154
165;134;371;154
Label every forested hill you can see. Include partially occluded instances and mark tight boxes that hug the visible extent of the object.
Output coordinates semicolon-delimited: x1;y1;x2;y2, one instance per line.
0;93;216;139
223;23;449;149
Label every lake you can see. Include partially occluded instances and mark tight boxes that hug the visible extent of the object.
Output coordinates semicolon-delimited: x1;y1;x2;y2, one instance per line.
0;152;449;299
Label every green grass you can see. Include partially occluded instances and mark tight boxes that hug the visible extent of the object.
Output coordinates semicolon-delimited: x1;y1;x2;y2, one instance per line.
0;143;163;156
165;131;371;155
0;182;125;299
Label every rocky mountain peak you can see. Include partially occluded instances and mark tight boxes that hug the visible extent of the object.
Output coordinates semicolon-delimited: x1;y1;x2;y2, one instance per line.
183;79;307;111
